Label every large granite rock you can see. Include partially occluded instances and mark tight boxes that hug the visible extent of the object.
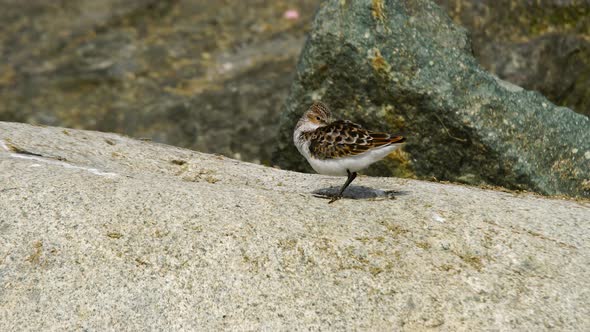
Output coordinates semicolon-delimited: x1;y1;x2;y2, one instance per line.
1;121;589;330
0;0;319;163
273;0;590;198
435;0;590;117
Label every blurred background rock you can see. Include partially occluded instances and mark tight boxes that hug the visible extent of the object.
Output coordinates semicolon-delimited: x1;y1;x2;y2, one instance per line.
0;0;319;164
436;0;590;118
0;0;588;165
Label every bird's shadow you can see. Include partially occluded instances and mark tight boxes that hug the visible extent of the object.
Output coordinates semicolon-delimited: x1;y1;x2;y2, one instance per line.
312;185;409;201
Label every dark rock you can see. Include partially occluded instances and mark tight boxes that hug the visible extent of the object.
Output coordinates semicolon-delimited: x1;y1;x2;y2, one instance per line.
0;0;320;163
273;0;590;198
435;0;590;117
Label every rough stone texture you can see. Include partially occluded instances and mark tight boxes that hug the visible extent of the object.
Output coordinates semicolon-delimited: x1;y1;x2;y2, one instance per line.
0;0;319;164
1;121;590;330
435;0;590;117
273;0;590;198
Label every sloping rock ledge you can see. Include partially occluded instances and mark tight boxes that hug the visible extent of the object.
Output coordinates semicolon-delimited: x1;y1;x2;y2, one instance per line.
0;122;589;331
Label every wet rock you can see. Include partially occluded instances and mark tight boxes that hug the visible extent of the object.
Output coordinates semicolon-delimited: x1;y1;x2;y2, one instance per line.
0;0;320;163
273;0;590;198
435;0;590;117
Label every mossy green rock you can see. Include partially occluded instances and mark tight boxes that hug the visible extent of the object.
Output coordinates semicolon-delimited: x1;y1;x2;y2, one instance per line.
273;0;590;198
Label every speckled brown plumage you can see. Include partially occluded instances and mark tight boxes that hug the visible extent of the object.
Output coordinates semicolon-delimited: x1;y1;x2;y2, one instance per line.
302;120;405;159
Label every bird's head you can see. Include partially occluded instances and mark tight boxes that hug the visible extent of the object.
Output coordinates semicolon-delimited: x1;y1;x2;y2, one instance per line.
295;101;332;132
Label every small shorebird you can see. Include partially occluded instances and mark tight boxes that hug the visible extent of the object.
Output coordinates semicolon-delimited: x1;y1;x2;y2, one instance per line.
293;101;405;203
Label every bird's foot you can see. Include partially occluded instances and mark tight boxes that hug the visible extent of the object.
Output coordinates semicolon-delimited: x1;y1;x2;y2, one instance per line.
328;195;342;204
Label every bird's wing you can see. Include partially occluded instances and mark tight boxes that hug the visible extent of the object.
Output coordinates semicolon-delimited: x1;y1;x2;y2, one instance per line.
306;120;405;159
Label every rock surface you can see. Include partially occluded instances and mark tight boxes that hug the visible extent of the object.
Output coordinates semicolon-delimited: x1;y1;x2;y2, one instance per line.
435;0;590;117
273;0;590;198
1;121;589;330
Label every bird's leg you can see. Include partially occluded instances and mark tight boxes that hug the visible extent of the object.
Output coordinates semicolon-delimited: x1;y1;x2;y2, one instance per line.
329;170;357;204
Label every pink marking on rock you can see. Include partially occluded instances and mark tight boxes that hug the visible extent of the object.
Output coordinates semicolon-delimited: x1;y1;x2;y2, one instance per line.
283;9;300;20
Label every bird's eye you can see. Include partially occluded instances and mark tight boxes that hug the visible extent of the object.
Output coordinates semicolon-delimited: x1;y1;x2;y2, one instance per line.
316;116;321;121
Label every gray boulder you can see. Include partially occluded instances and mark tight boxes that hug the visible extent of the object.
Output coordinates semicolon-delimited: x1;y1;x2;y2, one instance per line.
273;0;590;198
1;121;590;330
